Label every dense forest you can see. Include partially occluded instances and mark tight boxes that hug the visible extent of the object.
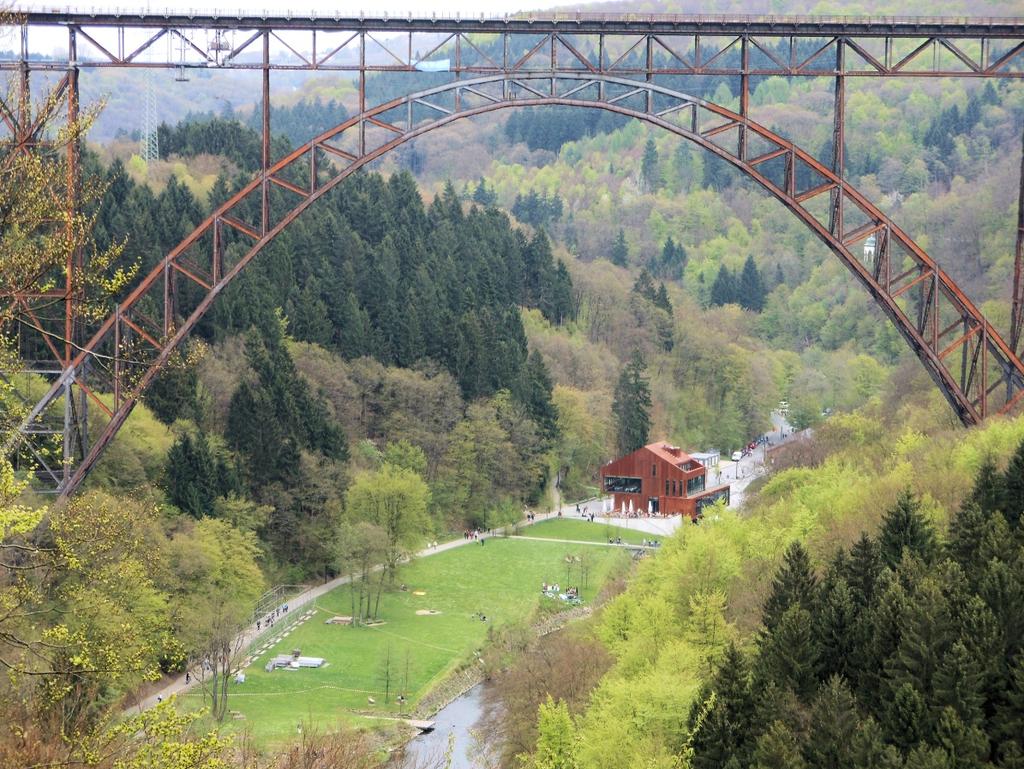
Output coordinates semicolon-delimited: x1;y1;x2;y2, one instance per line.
512;412;1024;769
85;138;574;576
689;456;1024;769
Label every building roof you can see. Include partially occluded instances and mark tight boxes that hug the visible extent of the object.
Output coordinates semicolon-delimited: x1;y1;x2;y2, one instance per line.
643;441;696;469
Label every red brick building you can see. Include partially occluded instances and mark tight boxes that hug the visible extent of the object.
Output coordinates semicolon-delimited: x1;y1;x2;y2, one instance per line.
601;442;730;519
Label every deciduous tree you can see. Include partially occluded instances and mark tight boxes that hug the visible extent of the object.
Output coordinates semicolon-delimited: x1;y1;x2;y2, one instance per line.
346;462;431;586
165;518;264;721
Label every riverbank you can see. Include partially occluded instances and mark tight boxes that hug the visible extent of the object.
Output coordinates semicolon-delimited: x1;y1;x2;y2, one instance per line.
411;602;593;723
396;602;598;766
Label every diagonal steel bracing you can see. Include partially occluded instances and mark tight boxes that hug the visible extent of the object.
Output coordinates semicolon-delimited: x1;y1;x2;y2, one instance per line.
5;71;1022;498
2;10;1024;496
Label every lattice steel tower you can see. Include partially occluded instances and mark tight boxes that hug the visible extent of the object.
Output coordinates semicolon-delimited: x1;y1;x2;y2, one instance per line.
140;70;159;164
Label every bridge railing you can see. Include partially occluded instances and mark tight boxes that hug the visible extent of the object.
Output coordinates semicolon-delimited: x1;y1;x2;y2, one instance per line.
12;6;1024;26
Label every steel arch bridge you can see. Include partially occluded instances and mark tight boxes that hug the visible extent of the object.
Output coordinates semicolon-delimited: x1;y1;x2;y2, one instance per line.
3;11;1024;496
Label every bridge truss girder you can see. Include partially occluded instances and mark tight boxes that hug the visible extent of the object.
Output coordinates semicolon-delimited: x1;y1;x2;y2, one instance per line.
3;15;1024;78
3;11;1024;496
6;71;1024;498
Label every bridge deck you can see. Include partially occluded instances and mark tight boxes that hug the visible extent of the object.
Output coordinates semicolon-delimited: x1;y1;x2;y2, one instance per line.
10;9;1024;37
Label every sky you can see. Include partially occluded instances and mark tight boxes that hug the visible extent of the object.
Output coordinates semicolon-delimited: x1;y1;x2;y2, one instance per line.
9;0;580;55
18;0;572;20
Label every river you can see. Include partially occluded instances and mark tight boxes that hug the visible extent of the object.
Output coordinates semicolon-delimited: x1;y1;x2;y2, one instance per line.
402;683;491;769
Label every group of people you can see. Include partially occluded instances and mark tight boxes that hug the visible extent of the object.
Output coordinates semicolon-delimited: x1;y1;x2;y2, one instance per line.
463;529;485;541
641;538;662;547
256;604;289;632
540;582;579;600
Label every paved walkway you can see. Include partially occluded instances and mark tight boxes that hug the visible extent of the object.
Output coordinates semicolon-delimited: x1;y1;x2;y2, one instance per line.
126;494;688;714
124;503;587;713
510;535;653;549
130;482;793;714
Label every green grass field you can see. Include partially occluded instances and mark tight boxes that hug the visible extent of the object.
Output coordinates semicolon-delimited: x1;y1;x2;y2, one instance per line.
524;516;652;545
187;537;628;744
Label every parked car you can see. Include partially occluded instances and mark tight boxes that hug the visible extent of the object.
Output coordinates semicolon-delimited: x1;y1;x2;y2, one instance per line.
731;450;743;462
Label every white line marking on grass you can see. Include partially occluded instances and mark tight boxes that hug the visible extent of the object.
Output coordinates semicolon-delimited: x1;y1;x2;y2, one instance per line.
365;624;460;654
219;684;382;697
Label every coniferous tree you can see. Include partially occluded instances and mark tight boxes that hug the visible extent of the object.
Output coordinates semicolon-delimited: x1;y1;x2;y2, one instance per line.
885;578;954;715
145;357;199;425
752;720;807;769
933;707;988;769
610;228;629;267
660;237;677;265
611;349;652;455
291;282;333;346
886;682;929;753
850;717;904;769
518;350;559;445
879;489;939;569
334;290;373;358
807;676;862;769
816;576;860;682
689;643;757;769
762;541;819;634
969;456;1007;519
862;573;913;715
758;605;821;701
904;745;954;769
992;656;1024;761
632;269;657;301
658;236;687;279
165;431;218;517
641;137;661;192
738;254;767;312
227;319;348;486
550;261;575;324
710;265;737;307
1001;440;1024;529
654;284;673;314
946;503;991;583
227;379;301;485
978;558;1024;669
932;641;985;728
845;533;883;610
473;177;497;206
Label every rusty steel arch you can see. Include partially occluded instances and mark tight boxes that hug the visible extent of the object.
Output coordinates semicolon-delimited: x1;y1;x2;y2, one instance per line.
12;71;1024;497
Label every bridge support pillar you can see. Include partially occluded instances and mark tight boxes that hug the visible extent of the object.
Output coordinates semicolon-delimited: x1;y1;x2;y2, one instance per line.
1012;126;1024;358
62;26;85;490
829;43;845;237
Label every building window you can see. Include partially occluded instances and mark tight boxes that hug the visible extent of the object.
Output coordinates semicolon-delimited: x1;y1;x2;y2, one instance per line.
604;476;642;494
665;479;669;495
652;463;657;477
672;479;677;496
695;487;730;514
687;475;706;495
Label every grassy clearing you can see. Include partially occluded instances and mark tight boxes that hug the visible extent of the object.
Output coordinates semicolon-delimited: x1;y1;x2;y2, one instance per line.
187;537;629;745
524;516;652;545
